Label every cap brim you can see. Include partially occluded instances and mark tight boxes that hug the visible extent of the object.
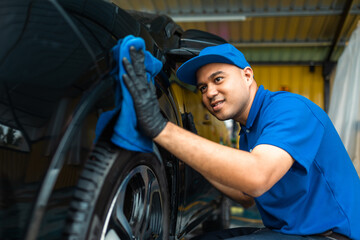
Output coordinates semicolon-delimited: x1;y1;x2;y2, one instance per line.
176;54;236;86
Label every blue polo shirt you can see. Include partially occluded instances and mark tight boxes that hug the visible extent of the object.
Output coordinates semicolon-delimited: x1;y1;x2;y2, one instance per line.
239;85;360;239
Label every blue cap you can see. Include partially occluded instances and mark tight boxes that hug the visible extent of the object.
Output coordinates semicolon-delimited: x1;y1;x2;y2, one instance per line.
176;43;251;86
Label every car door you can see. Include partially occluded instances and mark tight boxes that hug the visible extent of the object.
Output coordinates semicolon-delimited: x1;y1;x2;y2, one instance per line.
168;79;231;238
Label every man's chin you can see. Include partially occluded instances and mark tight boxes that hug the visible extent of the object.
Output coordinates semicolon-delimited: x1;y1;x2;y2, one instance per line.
213;113;230;121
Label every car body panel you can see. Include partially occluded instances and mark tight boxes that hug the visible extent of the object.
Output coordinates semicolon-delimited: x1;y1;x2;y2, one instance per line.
0;0;230;239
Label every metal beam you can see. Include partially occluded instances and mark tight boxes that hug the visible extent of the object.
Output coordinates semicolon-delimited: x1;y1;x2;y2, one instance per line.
250;61;323;66
322;0;353;113
231;40;346;48
326;0;355;61
169;8;360;22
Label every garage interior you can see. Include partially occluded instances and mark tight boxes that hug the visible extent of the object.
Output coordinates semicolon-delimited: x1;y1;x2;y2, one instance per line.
1;0;360;239
112;0;360;233
113;0;360;109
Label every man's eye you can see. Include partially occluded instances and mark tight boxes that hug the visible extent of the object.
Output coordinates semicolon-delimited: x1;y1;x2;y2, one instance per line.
214;77;223;82
199;86;207;93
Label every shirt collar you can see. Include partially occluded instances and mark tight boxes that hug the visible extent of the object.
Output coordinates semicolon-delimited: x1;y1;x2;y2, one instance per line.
241;85;266;131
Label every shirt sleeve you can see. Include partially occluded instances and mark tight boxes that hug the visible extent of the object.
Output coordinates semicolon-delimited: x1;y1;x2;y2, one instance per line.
255;96;325;171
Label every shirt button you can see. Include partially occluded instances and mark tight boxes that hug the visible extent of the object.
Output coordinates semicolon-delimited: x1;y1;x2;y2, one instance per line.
246;129;250;133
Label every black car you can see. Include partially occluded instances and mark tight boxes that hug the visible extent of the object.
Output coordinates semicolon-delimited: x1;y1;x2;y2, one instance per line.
0;0;231;239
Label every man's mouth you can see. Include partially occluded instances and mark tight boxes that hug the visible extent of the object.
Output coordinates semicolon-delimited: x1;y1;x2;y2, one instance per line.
211;100;224;111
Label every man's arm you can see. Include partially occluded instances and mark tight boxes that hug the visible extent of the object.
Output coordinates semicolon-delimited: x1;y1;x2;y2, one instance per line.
122;48;294;198
205;177;255;208
154;122;294;197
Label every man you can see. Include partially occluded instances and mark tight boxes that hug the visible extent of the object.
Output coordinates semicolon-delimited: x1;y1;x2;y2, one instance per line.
122;43;360;239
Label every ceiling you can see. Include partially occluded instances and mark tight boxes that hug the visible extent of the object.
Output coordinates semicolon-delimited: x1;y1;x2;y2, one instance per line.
112;0;360;68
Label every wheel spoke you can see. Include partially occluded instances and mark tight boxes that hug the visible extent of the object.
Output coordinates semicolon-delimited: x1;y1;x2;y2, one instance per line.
138;170;153;239
102;165;165;240
106;171;135;239
150;182;163;239
104;229;120;240
131;167;148;237
140;169;163;239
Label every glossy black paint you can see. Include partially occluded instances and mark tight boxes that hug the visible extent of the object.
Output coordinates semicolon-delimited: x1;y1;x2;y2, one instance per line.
0;0;226;239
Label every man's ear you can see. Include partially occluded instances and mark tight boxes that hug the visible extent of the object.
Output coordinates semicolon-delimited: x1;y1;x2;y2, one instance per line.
243;67;254;84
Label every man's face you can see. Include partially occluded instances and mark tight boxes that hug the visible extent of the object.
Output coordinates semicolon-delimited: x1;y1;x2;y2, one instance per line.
196;63;252;123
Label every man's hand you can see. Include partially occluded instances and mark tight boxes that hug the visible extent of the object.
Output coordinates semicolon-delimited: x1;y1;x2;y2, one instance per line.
122;47;167;138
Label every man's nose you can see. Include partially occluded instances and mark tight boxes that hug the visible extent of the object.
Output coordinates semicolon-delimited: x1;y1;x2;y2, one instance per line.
206;84;218;98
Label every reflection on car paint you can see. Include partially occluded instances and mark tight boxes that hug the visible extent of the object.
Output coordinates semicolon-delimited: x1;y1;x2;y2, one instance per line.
0;124;29;152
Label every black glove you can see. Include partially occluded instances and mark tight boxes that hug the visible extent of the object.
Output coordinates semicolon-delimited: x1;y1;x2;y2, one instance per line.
122;47;167;138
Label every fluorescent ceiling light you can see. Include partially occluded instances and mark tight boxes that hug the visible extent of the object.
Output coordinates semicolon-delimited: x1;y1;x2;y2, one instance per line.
170;14;246;22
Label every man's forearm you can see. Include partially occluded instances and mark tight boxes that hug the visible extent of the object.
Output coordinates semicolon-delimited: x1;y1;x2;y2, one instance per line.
154;122;261;196
155;121;254;206
206;177;255;208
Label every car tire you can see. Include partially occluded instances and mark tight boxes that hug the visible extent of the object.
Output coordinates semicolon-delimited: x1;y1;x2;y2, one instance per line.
63;140;170;240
